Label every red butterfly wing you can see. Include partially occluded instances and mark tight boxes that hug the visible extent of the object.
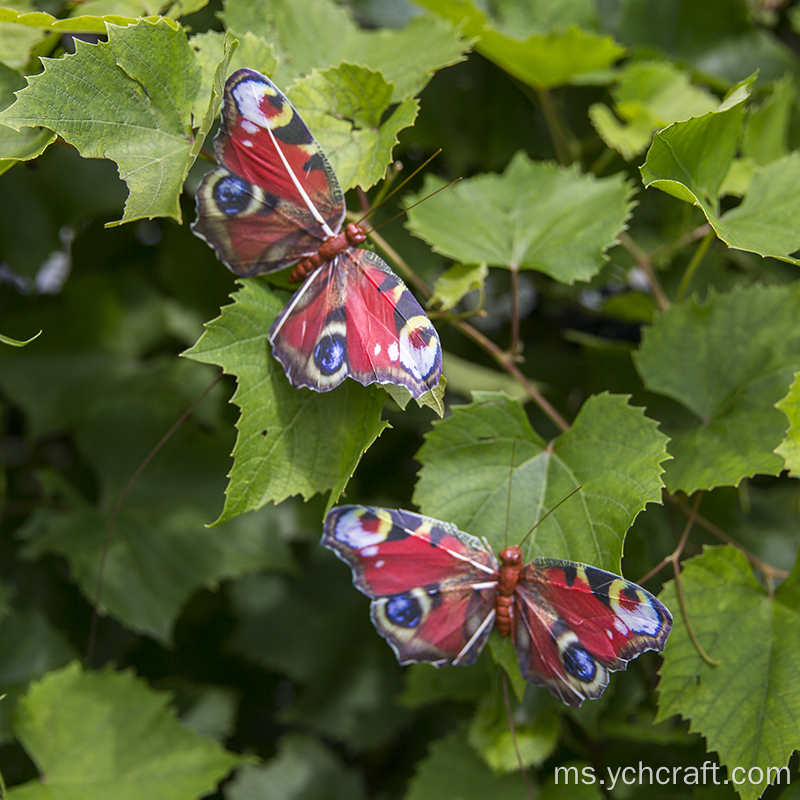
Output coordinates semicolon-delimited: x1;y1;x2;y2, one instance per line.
269;249;442;398
192;69;344;276
322;506;498;666
513;559;672;706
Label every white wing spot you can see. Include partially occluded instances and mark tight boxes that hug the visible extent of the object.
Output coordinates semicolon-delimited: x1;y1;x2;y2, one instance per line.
388;342;399;362
374;343;382;356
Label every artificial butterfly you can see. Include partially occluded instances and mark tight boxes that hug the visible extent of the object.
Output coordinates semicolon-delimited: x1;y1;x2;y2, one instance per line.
192;69;442;399
322;505;672;706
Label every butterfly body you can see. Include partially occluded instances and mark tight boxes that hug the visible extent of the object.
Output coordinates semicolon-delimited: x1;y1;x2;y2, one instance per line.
192;69;442;398
322;505;672;706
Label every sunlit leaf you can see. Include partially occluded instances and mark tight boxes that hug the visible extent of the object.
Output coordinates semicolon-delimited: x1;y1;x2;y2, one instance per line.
184;280;389;522
0;19;201;224
405;152;634;284
414;392;669;570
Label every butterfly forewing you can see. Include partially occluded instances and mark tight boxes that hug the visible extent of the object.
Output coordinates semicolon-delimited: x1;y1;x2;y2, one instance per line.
269;250;443;398
322;506;498;665
192;68;345;276
513;559;672;706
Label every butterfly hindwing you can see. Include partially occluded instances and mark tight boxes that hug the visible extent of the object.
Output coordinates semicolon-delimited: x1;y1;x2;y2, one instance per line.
192;68;345;276
513;559;672;706
269;249;443;398
322;506;497;665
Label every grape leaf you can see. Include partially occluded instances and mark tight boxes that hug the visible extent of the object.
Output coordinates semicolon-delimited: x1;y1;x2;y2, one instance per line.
589;60;718;160
414;391;669;570
183;280;389;522
191;31;276;125
12;662;247;799
775;373;800;475
405;728;528;800
289;64;418;191
638;77;800;264
657;546;800;800
430;263;488;310
442;353;532;404
640;79;751;215
405;152;634;284
633;284;799;493
469;690;560;772
0;5;161;32
0;612;75;744
0;19;201;224
0;60;54;174
414;0;624;88
0;0;48;68
0;329;40;346
227;734;366;800
221;0;468;102
18;503;294;643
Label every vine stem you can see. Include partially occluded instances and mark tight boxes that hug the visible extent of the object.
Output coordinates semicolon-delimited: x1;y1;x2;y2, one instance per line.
617;232;670;312
457;321;570;432
675;228;715;302
369;227;571;432
669;494;788;581
639;492;720;667
86;374;223;663
536;87;571;165
502;673;535;800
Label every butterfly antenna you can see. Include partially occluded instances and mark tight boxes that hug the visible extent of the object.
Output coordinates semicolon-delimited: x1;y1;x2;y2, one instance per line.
85;375;222;663
518;485;583;549
364;176;462;235
354;149;442;227
502;672;536;800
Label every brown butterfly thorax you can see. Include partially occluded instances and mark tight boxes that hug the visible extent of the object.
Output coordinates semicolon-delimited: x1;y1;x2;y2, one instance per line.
289;222;368;283
496;545;524;638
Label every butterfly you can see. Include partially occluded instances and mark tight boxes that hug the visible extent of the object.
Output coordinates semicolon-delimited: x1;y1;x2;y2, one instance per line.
191;69;442;399
322;505;672;706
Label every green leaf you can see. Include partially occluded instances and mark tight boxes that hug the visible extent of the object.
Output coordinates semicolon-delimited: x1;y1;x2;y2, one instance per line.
0;60;54;174
0;329;39;346
289;64;418;191
0;612;75;743
405;728;528;800
657;546;800;800
742;74;793;166
442;352;532;404
405;152;634;284
0;19;201;224
469;691;560;772
11;662;247;799
191;31;275;127
775;373;800;475
414;0;624;88
183;280;388;522
640;78;751;216
635;74;800;264
414;392;669;570
717;154;800;264
222;0;468;102
633;284;799;493
18;503;294;643
188;33;237;161
0;0;49;69
430;262;488;310
589;61;718;160
227;734;366;800
0;5;161;32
